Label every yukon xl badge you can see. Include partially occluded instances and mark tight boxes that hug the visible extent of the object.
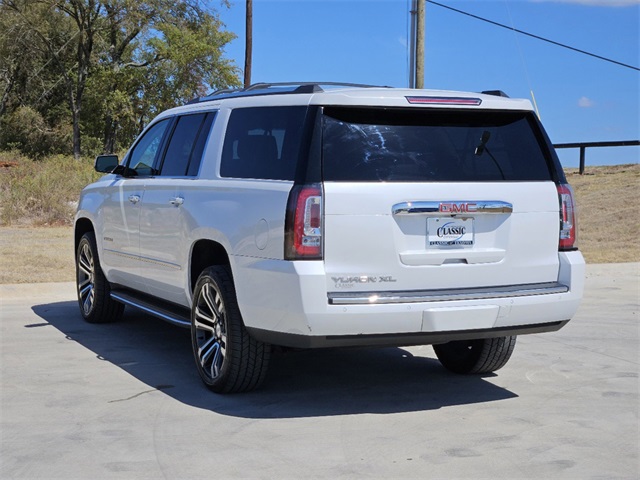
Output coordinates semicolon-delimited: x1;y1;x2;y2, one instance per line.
332;275;397;289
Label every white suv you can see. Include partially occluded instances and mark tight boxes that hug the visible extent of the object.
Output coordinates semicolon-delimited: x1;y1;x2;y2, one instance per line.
75;82;584;393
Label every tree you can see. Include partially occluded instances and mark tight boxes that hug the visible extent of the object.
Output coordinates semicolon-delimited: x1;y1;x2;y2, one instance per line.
0;0;240;158
0;1;75;154
96;0;240;152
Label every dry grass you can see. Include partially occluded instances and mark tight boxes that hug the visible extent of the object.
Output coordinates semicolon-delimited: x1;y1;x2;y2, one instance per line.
0;164;637;284
0;151;99;226
566;164;640;263
0;226;74;284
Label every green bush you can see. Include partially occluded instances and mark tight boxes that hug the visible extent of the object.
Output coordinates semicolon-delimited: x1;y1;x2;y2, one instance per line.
0;107;72;157
0;151;100;226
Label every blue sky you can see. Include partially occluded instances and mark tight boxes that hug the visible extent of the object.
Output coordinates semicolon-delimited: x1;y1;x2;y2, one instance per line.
215;0;639;167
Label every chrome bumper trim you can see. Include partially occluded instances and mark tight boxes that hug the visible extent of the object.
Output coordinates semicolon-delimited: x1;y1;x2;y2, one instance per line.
328;282;569;305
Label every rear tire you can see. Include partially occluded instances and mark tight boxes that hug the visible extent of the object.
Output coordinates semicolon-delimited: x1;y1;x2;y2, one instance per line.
433;336;517;374
76;232;124;323
191;266;271;393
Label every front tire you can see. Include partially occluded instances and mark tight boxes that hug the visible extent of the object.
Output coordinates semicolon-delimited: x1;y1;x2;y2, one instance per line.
433;336;517;374
191;266;271;393
76;232;124;323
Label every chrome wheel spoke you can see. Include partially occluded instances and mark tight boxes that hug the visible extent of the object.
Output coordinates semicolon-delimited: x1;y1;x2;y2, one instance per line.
198;337;225;379
78;277;91;289
78;250;92;271
194;307;216;333
78;262;92;277
82;285;94;313
79;245;93;271
211;344;223;378
202;284;220;318
198;336;217;363
79;282;92;298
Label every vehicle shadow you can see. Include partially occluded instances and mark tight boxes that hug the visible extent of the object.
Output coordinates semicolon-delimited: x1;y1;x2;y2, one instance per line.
32;301;517;418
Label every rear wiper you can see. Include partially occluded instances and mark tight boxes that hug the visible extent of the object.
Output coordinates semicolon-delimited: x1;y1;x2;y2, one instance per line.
474;130;491;156
474;130;506;180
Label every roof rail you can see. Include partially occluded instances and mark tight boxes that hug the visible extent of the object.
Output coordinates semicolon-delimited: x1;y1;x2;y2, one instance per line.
185;82;389;105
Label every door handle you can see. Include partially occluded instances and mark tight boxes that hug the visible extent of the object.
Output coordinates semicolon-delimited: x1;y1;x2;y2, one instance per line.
128;194;141;204
170;196;184;206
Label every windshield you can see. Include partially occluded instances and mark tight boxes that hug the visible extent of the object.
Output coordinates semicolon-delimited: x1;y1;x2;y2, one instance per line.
321;107;553;182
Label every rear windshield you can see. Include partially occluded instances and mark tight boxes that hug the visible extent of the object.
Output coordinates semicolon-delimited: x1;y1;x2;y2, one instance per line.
322;107;553;182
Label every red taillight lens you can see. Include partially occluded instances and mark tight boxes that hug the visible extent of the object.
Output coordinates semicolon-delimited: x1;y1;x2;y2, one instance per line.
557;184;578;251
285;184;323;260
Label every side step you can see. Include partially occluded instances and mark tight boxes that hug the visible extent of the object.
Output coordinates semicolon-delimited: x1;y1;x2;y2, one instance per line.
110;289;191;328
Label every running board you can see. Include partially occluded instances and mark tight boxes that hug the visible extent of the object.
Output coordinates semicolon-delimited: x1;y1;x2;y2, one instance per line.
110;289;191;328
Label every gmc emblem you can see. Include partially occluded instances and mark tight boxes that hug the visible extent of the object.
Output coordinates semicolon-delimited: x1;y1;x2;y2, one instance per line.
439;202;477;213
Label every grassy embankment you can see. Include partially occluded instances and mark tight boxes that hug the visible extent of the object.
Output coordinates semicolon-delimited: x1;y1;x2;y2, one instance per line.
0;151;638;284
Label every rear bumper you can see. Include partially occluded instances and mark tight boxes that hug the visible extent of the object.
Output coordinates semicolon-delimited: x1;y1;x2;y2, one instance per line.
247;320;568;349
233;250;584;348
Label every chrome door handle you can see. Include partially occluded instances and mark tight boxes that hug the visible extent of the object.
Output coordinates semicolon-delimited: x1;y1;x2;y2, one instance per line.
170;196;184;206
128;194;141;204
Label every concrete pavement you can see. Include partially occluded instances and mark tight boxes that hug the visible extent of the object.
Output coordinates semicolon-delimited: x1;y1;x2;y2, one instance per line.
1;263;638;479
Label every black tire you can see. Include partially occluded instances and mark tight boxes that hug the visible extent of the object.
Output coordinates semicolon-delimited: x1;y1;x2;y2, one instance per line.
76;231;124;323
433;336;517;374
191;266;271;393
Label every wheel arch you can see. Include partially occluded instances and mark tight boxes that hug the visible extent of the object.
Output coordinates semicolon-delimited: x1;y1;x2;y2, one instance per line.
190;239;231;294
74;217;95;252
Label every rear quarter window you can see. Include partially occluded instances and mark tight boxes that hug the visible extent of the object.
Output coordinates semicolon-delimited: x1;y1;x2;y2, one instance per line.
322;107;554;182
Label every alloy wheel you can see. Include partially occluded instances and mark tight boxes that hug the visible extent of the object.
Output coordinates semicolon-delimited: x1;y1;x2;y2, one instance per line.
77;242;95;315
193;282;227;380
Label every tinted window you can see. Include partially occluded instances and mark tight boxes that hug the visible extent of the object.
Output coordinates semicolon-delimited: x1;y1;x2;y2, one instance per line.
220;106;307;180
322;108;553;182
160;113;214;177
187;113;214;176
128;119;170;175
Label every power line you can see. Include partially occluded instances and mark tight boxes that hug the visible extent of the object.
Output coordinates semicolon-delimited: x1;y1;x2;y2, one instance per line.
427;0;640;72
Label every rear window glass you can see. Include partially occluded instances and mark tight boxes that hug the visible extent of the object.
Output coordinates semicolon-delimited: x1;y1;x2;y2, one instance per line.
220;106;307;180
322;107;553;182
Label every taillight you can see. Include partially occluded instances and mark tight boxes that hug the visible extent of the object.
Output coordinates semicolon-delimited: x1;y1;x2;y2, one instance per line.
557;184;578;251
285;184;323;260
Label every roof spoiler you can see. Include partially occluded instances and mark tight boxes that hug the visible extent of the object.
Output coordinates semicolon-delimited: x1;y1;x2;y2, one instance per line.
481;90;510;98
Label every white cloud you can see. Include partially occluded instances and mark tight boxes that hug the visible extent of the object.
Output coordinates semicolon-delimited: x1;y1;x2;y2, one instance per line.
578;96;596;107
531;0;640;6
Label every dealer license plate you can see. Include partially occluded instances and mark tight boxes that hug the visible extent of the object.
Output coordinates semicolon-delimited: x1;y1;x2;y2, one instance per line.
427;217;474;246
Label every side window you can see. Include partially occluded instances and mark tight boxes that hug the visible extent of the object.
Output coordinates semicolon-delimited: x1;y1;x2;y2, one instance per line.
127;119;171;175
159;112;215;177
187;114;215;176
220;106;307;180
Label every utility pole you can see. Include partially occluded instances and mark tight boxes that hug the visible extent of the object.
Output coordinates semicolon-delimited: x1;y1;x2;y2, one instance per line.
409;0;425;89
416;0;425;89
244;0;253;88
409;0;417;88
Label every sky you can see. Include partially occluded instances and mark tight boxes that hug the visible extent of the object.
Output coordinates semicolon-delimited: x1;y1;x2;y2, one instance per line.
214;0;639;167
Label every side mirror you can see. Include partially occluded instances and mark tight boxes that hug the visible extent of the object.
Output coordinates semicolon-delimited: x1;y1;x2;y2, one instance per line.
94;154;119;173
